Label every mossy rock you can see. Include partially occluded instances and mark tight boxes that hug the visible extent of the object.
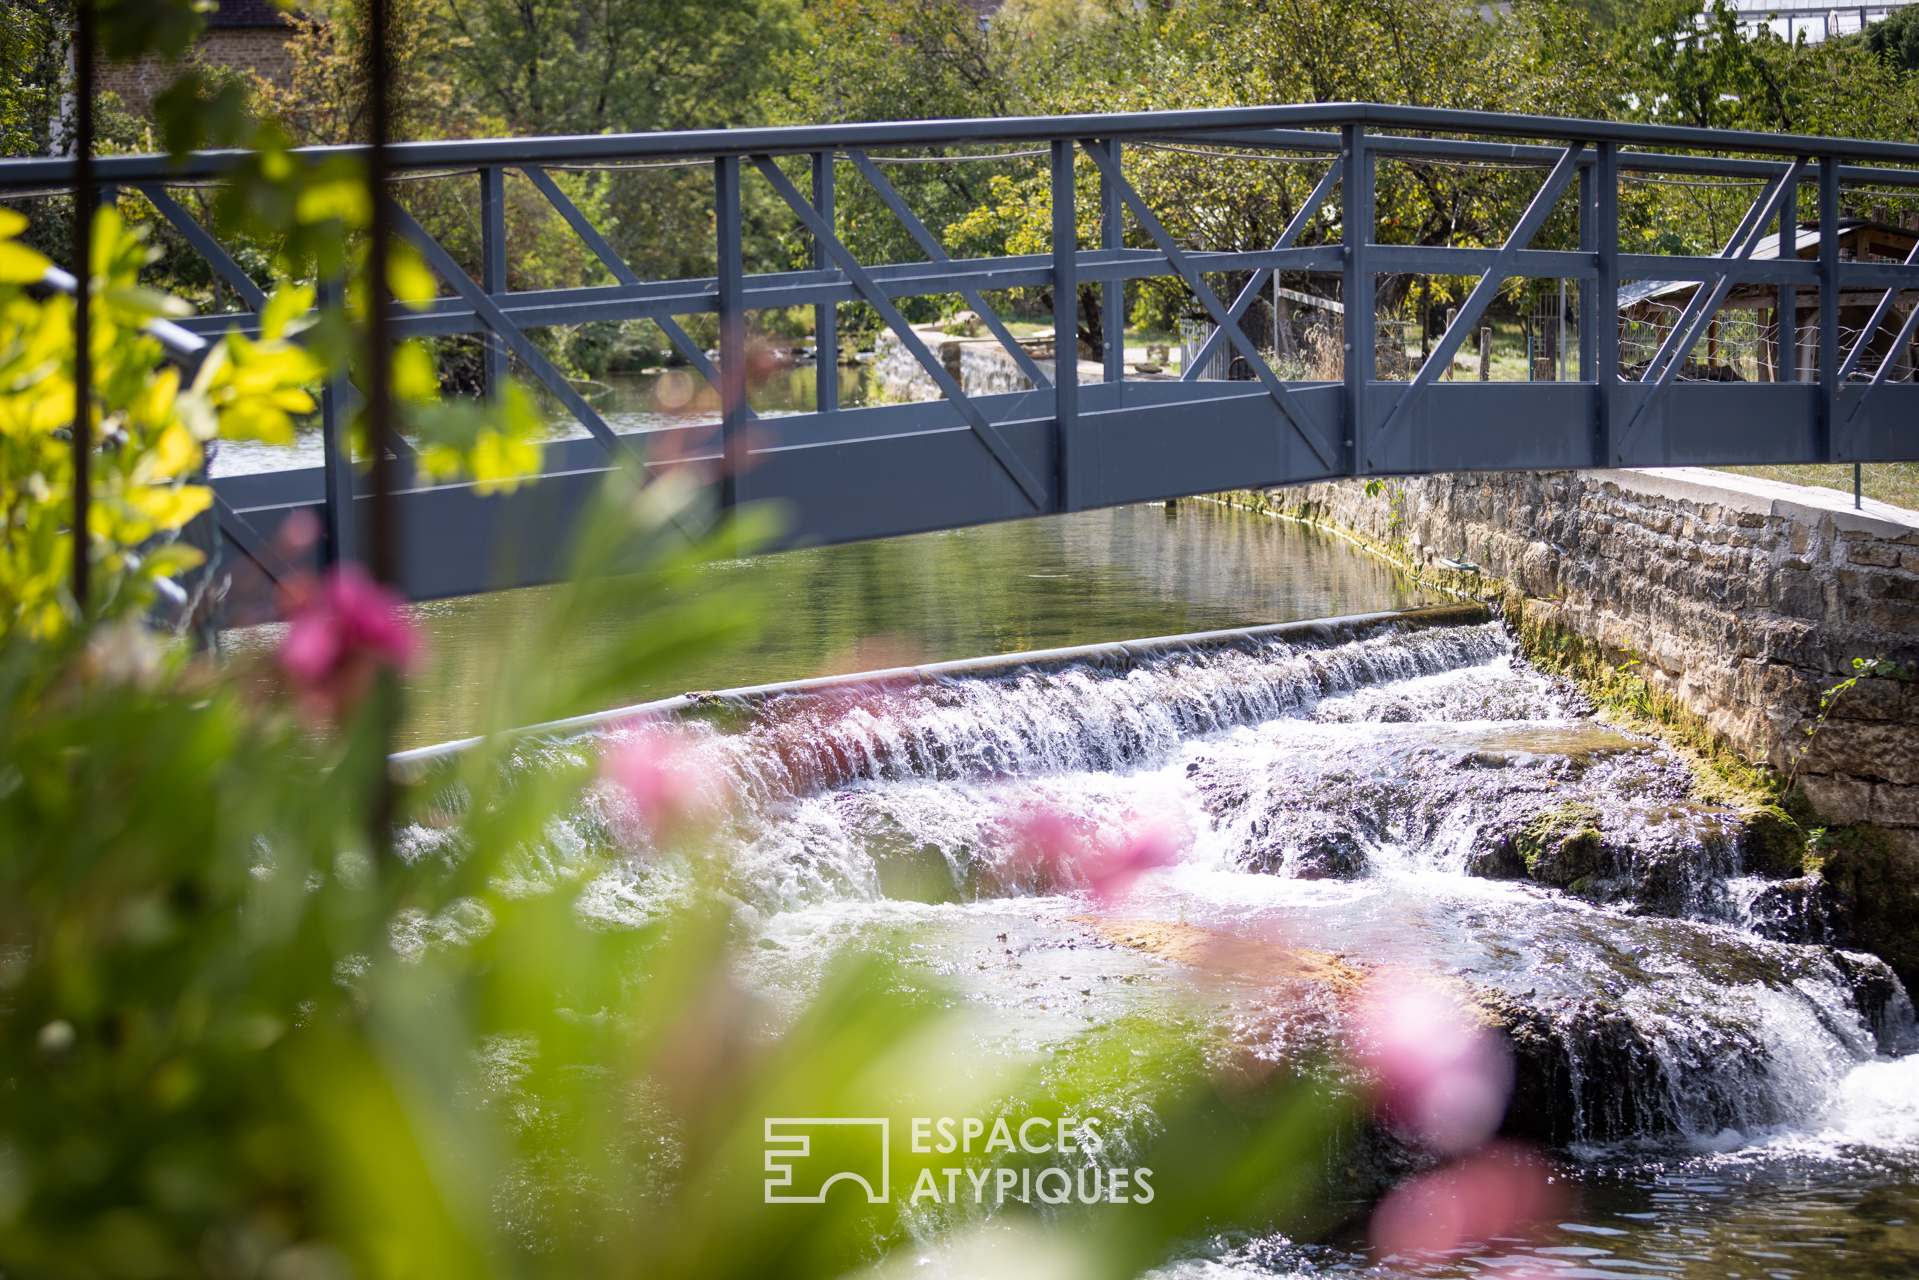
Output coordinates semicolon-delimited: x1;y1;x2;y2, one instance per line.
1816;824;1919;994
1518;801;1605;887
1740;804;1807;878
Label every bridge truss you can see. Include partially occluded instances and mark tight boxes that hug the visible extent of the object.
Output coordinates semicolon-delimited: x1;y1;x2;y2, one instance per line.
4;104;1918;603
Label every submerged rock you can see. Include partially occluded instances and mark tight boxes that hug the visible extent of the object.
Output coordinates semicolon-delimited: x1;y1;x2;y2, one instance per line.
1097;914;1916;1150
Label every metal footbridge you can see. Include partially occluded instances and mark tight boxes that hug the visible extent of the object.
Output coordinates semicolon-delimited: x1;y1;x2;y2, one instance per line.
6;104;1919;603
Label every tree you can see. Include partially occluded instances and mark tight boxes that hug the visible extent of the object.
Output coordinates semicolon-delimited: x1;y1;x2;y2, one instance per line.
432;0;801;136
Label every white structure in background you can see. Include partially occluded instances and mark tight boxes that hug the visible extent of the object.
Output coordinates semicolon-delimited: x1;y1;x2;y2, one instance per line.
1729;1;1909;42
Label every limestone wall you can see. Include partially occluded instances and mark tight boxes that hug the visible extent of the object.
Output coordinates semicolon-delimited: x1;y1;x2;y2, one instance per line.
1258;469;1919;850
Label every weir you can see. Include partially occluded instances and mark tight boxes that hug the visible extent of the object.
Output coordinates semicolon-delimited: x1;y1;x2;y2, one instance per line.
7;104;1919;607
477;600;1916;1169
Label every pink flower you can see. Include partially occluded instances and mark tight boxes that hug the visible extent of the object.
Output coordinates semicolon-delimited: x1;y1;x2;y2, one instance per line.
1370;1141;1565;1260
1008;806;1186;901
1351;974;1514;1156
277;564;419;721
602;728;722;846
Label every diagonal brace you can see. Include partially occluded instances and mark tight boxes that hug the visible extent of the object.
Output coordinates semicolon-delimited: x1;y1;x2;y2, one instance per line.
1636;164;1795;386
844;149;1051;390
1181;161;1342;383
1837;234;1919;382
388;200;640;467
518;165;746;415
1079;139;1337;471
1371;142;1586;458
1841;282;1919;443
1615;165;1799;458
139;184;265;311
751;155;1050;510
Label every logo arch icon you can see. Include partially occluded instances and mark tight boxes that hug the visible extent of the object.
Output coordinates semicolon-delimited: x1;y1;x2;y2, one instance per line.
764;1118;890;1204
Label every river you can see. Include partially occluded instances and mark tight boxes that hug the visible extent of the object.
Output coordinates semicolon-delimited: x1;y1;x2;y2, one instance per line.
221;373;1919;1275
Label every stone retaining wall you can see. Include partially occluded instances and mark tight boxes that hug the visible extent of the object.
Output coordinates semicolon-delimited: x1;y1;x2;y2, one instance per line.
1256;469;1919;856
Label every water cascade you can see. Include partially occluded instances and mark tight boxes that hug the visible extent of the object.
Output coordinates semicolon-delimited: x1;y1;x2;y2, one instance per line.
433;614;1919;1274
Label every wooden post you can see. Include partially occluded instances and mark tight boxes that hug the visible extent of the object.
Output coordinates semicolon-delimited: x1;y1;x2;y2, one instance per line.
1445;307;1458;380
1478;327;1492;381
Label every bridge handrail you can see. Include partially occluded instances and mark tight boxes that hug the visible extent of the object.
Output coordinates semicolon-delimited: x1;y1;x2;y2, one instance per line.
8;102;1915;610
10;103;1919;189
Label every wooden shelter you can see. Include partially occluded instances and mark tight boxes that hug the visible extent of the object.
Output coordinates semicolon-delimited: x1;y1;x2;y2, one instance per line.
1616;218;1919;381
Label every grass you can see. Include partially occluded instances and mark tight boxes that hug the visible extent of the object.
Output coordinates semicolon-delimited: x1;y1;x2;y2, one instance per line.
1712;463;1919;514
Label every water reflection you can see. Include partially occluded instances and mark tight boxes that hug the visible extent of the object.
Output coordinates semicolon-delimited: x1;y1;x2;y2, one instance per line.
221;501;1438;749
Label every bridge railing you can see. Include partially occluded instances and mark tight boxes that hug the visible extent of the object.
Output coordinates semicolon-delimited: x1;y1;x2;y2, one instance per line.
5;104;1918;604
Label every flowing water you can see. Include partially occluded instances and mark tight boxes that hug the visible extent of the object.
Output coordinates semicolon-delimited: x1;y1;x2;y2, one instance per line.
471;611;1919;1278
205;362;1919;1272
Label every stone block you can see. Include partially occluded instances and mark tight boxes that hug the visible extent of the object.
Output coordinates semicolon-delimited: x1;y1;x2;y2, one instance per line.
1801;772;1874;825
1832;678;1906;721
1798;722;1919;785
1873;784;1919;827
1849;542;1904;568
1774;567;1825;620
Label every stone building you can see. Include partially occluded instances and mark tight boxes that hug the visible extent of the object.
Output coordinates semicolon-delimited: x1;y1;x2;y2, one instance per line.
93;0;299;120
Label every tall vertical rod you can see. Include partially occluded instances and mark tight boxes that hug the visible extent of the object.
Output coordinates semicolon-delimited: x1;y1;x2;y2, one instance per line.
1099;138;1124;383
362;0;398;854
478;165;508;399
71;0;94;614
1819;156;1840;461
716;155;747;509
812;151;837;412
1779;163;1798;385
1595;143;1619;466
1052;139;1077;511
1578;156;1596;385
364;0;398;588
1340;124;1372;474
319;276;358;567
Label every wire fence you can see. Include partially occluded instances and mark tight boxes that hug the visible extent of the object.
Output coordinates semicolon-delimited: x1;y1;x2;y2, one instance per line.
1179;281;1919;385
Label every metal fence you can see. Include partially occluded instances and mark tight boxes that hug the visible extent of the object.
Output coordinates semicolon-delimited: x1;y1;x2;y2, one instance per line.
6;103;1919;602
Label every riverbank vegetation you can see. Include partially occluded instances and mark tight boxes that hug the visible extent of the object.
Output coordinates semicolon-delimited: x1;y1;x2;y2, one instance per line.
17;0;1919;375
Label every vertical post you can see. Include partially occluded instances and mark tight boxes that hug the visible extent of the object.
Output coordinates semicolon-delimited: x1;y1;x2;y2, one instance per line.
1820;156;1840;461
364;0;398;591
1052;138;1077;511
716;155;747;509
1558;278;1568;383
1099;138;1124;383
1779;162;1797;384
1579;155;1596;384
319;276;358;567
362;0;399;853
1596;142;1618;464
71;0;95;614
812;151;837;412
479;166;508;399
1341;124;1371;475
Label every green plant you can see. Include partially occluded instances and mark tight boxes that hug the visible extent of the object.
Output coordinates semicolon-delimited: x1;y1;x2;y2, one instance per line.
1786;655;1906;790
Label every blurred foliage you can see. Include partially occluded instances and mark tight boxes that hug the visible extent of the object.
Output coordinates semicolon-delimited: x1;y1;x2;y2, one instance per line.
0;240;1354;1275
0;10;1368;1275
0;208;318;640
